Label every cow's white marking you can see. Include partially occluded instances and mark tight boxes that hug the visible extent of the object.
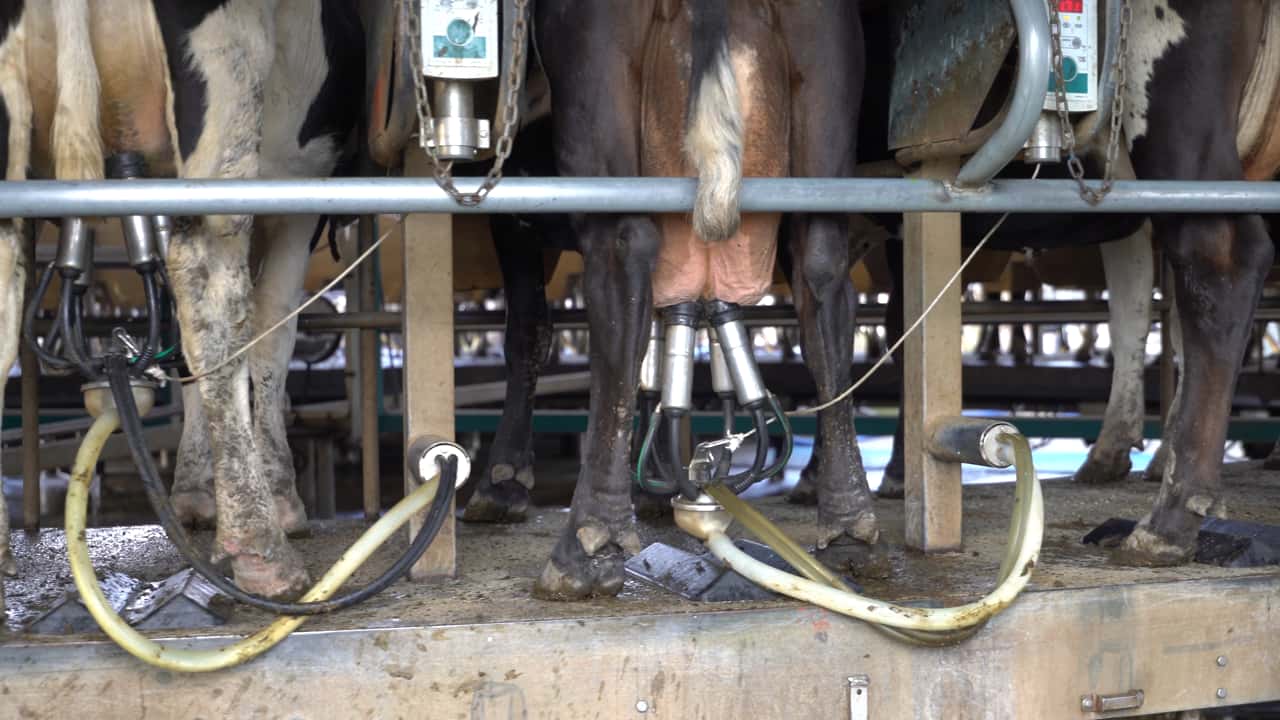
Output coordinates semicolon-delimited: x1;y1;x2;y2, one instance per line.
1122;0;1188;150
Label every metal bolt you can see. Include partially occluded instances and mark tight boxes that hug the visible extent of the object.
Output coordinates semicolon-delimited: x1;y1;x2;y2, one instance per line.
1081;696;1096;712
1217;688;1228;700
636;700;650;713
1216;655;1228;667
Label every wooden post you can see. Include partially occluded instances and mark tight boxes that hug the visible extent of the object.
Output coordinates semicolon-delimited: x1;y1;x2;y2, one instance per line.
21;226;39;531
402;150;456;579
358;214;382;520
903;159;963;552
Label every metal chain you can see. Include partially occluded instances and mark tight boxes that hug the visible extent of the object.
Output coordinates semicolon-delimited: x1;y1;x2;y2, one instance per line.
400;0;530;206
1050;0;1132;205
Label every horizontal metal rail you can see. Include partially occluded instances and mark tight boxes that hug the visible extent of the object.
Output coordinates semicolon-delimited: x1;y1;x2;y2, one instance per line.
432;410;1280;443
4;177;1280;216
33;298;1280;335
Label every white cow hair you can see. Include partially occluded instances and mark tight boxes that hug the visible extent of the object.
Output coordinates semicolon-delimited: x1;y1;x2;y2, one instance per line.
1121;0;1188;151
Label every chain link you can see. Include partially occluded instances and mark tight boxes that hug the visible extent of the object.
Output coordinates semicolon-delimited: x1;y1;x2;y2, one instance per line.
1050;0;1131;205
399;0;530;206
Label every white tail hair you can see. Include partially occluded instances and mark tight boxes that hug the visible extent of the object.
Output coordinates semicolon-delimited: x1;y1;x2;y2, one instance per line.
684;42;743;243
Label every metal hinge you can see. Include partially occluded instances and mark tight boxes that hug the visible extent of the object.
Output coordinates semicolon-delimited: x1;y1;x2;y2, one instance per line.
1080;689;1144;714
849;675;870;720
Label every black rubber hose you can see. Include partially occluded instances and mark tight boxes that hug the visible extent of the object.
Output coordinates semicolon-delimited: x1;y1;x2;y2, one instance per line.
106;355;456;615
756;393;794;481
60;278;98;377
131;271;162;369
23;262;73;370
722;405;771;495
663;413;701;499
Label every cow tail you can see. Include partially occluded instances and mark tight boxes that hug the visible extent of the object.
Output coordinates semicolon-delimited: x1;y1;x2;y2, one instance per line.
685;0;742;243
50;0;103;181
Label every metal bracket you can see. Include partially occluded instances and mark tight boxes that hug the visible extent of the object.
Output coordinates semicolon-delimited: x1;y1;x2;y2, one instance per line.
848;675;870;720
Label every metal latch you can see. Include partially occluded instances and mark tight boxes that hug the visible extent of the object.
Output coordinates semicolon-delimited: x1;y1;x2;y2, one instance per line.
848;675;870;720
1080;690;1144;714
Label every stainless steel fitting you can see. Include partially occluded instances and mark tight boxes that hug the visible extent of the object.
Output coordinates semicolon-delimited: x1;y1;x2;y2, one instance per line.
710;337;734;396
428;80;491;161
660;304;699;413
671;493;732;541
407;434;473;489
81;379;157;419
1023;112;1063;164
151;215;173;262
708;302;766;407
926;416;1019;468
55;217;93;277
639;317;664;393
106;152;162;269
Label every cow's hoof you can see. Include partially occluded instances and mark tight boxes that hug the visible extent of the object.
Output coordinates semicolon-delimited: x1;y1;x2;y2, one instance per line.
461;466;531;524
786;469;819;506
1112;523;1194;567
1264;449;1280;471
1073;449;1132;485
816;535;892;580
876;473;905;499
171;489;217;529
532;521;642;601
0;546;15;577
817;508;879;549
230;547;311;601
275;494;310;538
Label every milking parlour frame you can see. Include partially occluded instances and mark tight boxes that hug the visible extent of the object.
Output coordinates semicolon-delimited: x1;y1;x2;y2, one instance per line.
2;0;1279;717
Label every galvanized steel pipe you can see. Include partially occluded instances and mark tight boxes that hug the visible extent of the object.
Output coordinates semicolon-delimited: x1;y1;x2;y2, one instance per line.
5;177;1280;216
954;0;1052;187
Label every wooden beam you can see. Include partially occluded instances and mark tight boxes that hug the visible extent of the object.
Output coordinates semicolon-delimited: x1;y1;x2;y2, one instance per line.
402;150;457;579
903;158;963;552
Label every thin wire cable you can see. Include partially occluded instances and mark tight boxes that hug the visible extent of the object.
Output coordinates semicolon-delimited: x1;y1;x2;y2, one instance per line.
790;164;1042;418
176;218;400;385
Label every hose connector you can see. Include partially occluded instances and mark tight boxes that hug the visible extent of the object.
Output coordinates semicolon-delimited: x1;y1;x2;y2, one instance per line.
638;317;664;394
407;434;473;488
671;493;732;541
706;300;766;408
709;337;734;397
660;302;699;414
82;378;157;419
55;217;93;279
107;152;161;270
926;416;1019;468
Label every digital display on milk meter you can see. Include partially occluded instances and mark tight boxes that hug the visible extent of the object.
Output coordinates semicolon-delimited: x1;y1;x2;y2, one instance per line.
1044;0;1098;112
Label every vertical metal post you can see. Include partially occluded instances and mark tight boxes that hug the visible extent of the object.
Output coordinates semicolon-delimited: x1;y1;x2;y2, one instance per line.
403;151;457;579
903;159;964;552
21;225;40;531
359;214;382;519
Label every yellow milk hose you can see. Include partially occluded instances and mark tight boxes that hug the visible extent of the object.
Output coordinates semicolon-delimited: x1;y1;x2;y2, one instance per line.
66;410;441;672
701;433;1043;634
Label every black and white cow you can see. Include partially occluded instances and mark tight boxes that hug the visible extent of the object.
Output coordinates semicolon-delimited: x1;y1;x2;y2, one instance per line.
862;0;1277;563
0;0;364;611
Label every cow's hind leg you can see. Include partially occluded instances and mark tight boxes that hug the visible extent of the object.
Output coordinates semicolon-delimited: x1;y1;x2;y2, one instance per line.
781;5;880;564
1075;228;1153;484
248;215;316;536
172;384;217;526
0;11;32;614
1120;214;1272;564
165;5;307;598
463;219;552;523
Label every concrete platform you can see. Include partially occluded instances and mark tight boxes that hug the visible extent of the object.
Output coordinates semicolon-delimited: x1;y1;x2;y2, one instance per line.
2;462;1278;718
